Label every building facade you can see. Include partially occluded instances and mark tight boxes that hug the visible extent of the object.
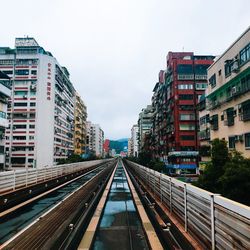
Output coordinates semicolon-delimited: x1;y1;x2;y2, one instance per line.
206;27;250;157
0;38;75;169
74;92;87;156
0;71;11;169
152;52;214;174
138;105;153;153
86;121;104;157
131;124;139;157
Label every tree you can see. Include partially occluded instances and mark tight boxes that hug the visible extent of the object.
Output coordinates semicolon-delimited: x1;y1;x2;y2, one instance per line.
195;140;250;206
196;139;230;192
219;151;250;205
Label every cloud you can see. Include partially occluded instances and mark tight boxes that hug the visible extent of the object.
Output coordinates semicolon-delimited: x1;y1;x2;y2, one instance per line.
1;0;249;139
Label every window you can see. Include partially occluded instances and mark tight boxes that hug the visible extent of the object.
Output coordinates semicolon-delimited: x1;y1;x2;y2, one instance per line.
239;100;250;121
178;84;193;90
228;136;235;149
179;94;193;100
177;64;193;74
28;159;34;163
31;70;37;75
2;70;13;75
224;108;235;126
240;43;250;65
209;74;216;88
29;124;35;129
180;114;195;120
245;133;250;148
13;136;26;140
14;81;29;85
30;102;36;107
11;157;25;164
218;69;221;76
15;69;29;75
14;91;28;96
29;136;34;140
14;102;27;107
14;124;26;129
181;135;195;140
179;124;195;130
210;114;219;130
196;83;208;90
13;113;28;118
179;105;193;110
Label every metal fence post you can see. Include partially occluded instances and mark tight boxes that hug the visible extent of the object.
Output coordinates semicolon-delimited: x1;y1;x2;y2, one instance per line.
160;173;163;203
169;177;172;213
210;194;220;250
153;170;156;196
13;170;16;190
184;184;187;232
26;169;28;187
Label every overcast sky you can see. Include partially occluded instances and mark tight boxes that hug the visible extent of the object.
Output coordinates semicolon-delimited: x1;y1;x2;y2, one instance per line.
1;0;249;139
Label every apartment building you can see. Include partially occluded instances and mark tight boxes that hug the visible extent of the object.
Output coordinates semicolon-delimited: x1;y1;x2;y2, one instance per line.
206;27;250;157
152;52;214;174
138;105;154;153
86;121;104;157
0;38;75;169
74;92;87;156
131;124;139;157
0;71;11;169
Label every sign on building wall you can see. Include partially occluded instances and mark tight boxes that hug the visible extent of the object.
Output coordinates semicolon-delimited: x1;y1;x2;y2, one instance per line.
47;63;52;100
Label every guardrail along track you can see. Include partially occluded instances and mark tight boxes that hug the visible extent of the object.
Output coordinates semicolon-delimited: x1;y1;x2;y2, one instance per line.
0;159;110;194
125;160;250;250
0;160;111;213
0;161;116;250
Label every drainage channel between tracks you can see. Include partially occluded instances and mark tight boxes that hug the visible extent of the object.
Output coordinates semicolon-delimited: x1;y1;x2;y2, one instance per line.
0;163;109;245
79;159;163;250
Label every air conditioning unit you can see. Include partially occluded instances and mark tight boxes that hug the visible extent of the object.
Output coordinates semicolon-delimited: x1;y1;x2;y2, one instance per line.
235;135;239;141
231;60;239;72
231;86;237;95
239;135;244;142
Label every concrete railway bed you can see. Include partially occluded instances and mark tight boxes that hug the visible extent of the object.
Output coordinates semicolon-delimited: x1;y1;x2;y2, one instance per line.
0;161;116;250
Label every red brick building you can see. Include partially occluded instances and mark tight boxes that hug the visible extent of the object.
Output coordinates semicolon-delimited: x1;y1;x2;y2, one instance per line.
152;52;214;175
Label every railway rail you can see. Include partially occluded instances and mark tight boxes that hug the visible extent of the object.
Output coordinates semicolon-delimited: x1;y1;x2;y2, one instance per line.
0;160;116;249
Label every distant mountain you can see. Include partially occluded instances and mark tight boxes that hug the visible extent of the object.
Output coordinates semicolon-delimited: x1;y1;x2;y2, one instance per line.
117;138;129;142
109;138;128;153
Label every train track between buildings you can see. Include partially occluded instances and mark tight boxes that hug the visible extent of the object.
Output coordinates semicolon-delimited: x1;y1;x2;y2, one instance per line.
0;160;116;250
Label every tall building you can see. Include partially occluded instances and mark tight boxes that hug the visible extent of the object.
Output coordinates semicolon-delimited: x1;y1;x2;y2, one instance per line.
0;38;75;169
206;27;250;157
152;52;214;174
0;71;11;170
103;139;110;157
131;124;139;157
86;121;104;157
74;92;87;156
127;138;132;157
138;105;154;153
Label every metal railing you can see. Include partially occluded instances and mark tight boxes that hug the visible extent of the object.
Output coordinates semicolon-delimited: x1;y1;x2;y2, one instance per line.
126;160;250;250
0;159;110;193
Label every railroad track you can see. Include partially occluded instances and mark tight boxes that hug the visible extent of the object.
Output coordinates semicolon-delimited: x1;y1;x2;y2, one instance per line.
0;160;116;250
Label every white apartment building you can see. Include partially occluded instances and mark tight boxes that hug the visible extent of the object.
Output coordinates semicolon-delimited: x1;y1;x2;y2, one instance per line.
0;71;11;169
131;124;139;157
86;121;104;157
0;38;75;169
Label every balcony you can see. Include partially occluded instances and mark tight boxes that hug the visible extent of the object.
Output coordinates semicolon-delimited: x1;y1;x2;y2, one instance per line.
177;74;194;80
